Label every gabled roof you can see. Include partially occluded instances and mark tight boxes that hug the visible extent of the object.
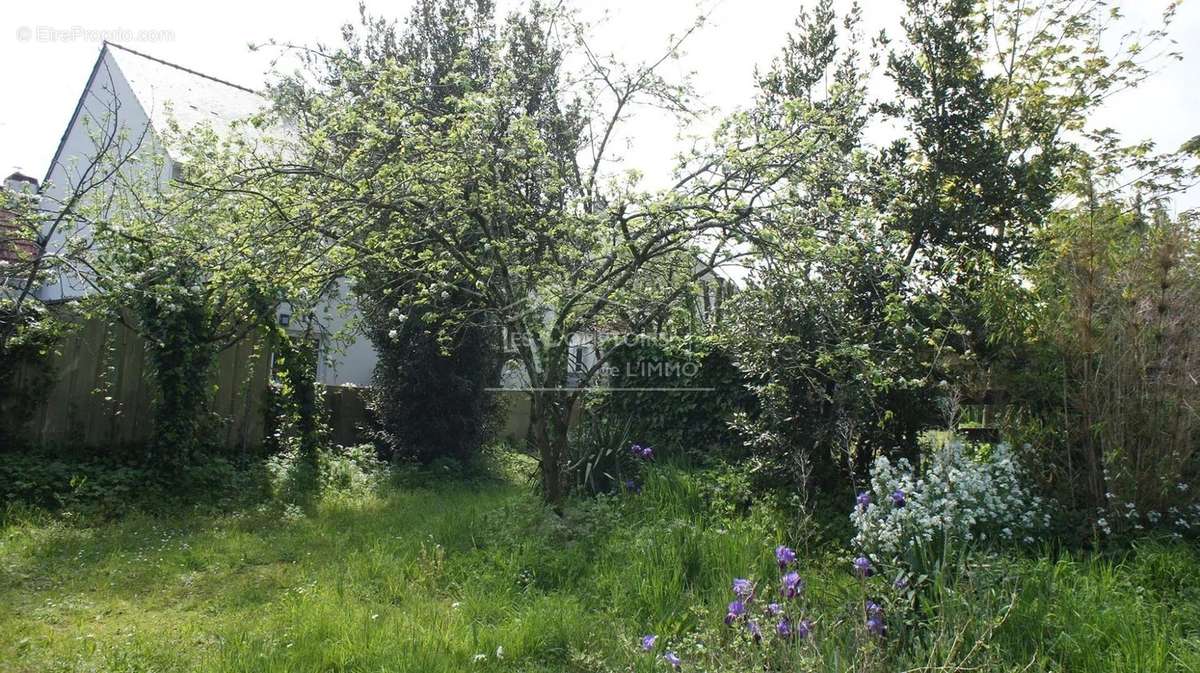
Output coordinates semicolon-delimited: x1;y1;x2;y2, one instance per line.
43;42;268;185
105;42;266;141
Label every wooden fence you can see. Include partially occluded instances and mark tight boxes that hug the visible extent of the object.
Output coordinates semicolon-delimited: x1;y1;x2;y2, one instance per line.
10;317;369;451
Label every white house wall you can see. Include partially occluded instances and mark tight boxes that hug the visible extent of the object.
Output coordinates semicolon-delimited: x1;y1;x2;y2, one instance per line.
36;45;382;387
38;48;165;303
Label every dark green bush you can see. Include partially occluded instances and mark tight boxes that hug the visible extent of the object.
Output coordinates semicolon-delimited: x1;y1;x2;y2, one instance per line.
593;335;754;459
0;451;266;518
360;287;501;465
0;306;65;449
565;410;641;496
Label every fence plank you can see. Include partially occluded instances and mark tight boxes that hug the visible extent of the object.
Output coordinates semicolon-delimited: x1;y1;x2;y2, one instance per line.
15;317;376;452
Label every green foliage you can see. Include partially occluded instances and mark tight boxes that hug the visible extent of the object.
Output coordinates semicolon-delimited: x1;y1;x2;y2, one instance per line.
265;444;388;510
363;297;501;465
265;327;328;508
723;0;1193;506
295;0;504;466
72;117;343;464
563;410;639;496
270;0;766;505
0;450;264;519
2;460;1199;672
0;306;64;449
596;335;754;458
722;1;946;493
0;184;69;449
131;263;220;464
993;205;1200;528
0;453;147;517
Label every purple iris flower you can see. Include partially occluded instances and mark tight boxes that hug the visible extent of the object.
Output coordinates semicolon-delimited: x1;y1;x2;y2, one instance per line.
776;617;792;639
781;571;804;599
853;556;873;578
891;489;906;508
796;618;813;639
630;443;653;460
641;446;654;460
856;491;871;510
775;545;797;569
641;634;656;651
663;652;681;669
747;620;762;642
766;602;782;616
865;599;885;635
732;578;753;599
725;600;746;625
893;576;909;591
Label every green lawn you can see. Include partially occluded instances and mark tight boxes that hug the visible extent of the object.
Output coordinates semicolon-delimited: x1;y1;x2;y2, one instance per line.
2;463;1199;672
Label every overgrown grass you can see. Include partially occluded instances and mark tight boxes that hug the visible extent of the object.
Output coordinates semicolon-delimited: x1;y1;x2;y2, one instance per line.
1;458;1198;672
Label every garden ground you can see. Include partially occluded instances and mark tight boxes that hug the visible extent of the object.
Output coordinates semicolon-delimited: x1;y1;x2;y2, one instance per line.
2;456;1199;672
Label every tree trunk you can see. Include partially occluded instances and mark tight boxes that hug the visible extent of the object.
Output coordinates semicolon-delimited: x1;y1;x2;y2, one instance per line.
530;391;566;508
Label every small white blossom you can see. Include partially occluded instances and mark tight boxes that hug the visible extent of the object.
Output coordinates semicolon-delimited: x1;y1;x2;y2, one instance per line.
850;442;1046;563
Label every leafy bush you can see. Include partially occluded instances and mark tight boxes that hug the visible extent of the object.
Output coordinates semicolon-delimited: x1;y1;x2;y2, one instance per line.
322;443;388;496
994;208;1200;530
564;410;652;496
595;335;754;458
723;251;944;494
0;306;64;449
264;327;328;507
362;295;501;465
266;443;389;507
0;451;265;518
850;439;1047;570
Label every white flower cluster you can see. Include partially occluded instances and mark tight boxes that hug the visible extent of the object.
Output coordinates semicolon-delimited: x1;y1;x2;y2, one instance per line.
850;441;1046;564
1102;494;1200;540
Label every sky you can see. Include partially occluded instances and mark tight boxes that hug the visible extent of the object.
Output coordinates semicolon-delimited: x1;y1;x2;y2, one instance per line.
2;0;1197;209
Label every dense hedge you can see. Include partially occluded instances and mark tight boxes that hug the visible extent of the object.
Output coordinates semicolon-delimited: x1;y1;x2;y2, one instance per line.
593;335;754;457
362;292;501;464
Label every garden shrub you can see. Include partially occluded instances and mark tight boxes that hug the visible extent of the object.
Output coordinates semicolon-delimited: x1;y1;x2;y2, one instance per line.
994;207;1200;532
265;326;327;507
360;288;501;465
723;264;944;495
266;443;388;506
594;334;753;458
564;410;642;496
0;450;265;518
129;264;221;466
850;438;1047;571
0;307;63;449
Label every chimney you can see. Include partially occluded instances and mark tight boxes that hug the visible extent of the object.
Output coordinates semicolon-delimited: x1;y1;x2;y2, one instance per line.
2;171;40;264
4;171;39;194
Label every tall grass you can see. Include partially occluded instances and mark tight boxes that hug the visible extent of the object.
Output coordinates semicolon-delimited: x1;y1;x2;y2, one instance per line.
1;462;1197;671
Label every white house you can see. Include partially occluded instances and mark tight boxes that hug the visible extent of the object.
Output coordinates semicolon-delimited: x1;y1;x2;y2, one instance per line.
38;41;379;386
